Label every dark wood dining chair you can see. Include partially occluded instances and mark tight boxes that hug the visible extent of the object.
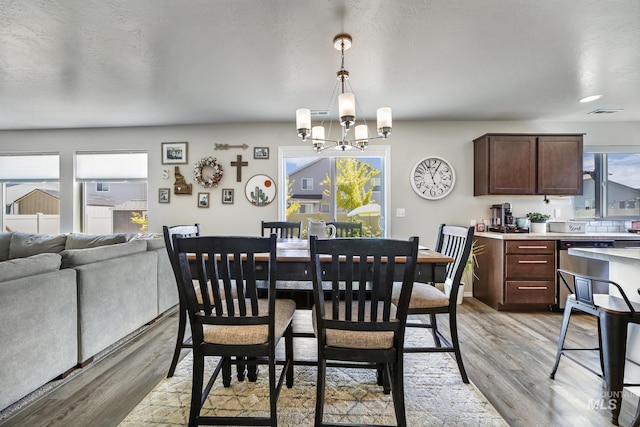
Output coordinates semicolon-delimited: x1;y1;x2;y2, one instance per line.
394;224;474;383
163;224;200;378
327;221;363;237
173;234;295;427
261;220;302;238
309;235;419;427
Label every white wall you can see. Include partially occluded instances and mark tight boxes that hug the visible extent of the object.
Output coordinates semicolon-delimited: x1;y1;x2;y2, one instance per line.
1;120;639;248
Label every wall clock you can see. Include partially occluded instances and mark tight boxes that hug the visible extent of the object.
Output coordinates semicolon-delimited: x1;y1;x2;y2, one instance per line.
245;174;276;206
410;156;456;200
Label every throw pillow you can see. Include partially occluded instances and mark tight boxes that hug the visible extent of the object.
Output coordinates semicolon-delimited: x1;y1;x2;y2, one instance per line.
65;233;128;250
9;232;67;259
0;253;62;282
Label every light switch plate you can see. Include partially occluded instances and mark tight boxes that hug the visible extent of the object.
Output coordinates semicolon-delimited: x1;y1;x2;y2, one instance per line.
396;208;406;217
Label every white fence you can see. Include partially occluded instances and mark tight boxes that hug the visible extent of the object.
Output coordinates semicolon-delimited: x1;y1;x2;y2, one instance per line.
4;214;60;234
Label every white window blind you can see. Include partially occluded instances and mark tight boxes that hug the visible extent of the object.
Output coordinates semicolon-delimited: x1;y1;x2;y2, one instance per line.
76;151;147;181
0;153;60;182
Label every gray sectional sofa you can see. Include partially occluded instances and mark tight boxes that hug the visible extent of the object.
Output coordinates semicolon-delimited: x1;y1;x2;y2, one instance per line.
0;231;176;412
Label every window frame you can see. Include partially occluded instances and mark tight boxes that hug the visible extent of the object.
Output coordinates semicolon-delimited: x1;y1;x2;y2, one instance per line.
278;145;390;237
577;146;640;220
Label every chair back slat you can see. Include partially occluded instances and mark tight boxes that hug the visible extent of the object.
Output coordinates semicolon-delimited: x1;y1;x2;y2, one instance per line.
261;221;302;238
328;221;363;237
311;236;419;337
173;235;277;332
434;224;475;302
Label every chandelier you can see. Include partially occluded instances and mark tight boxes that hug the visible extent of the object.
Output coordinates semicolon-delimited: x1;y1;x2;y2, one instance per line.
295;34;392;152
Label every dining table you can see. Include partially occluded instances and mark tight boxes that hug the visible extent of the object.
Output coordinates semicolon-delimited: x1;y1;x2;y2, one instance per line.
256;238;454;309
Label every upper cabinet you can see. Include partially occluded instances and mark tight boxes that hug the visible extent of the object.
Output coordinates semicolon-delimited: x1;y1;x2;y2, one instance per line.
473;133;583;196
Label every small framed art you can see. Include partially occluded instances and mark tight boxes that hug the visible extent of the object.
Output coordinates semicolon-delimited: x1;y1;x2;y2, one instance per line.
162;142;188;164
198;192;210;208
222;188;234;204
254;147;269;159
158;188;170;203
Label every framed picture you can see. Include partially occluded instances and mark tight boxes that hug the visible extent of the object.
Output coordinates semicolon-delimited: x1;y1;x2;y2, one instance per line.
222;188;234;204
162;142;188;164
197;192;210;208
158;188;170;203
254;147;269;159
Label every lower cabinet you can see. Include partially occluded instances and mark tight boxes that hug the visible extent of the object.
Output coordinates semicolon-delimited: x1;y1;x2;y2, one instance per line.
473;237;556;310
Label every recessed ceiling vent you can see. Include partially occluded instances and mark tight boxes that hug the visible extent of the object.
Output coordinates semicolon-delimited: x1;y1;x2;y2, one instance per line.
588;108;624;115
310;110;331;117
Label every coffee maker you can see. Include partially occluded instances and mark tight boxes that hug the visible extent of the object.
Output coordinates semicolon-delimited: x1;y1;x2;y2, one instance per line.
489;202;518;232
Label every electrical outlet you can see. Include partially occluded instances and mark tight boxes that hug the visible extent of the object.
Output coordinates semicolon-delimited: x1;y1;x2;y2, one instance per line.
554;208;561;217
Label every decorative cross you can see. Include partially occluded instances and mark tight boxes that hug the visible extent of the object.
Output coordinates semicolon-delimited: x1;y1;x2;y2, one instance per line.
230;155;248;182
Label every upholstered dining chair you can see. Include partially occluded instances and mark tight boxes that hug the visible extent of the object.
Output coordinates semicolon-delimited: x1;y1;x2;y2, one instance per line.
394;224;474;384
163;224;200;378
309;235;419;427
261;220;302;238
173;234;295;427
327;221;363;237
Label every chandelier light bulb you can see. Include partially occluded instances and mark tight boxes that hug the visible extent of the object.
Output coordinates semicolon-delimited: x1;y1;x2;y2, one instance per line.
377;107;392;138
355;124;368;141
296;108;311;139
338;93;356;126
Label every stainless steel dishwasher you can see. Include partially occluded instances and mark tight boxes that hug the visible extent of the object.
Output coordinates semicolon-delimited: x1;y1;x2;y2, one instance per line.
555;240;615;310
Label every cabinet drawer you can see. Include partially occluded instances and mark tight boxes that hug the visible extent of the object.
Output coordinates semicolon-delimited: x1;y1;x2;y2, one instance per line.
505;240;555;254
505;280;555;304
505;254;555;279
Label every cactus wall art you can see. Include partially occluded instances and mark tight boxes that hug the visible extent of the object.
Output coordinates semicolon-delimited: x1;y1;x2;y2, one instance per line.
244;174;276;206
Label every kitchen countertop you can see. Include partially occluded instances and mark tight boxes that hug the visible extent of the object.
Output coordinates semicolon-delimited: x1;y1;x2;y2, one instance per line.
567;247;640;266
475;231;640;240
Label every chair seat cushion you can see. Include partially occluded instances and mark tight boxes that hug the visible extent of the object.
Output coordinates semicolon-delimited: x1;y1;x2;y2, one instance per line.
312;301;396;349
392;282;449;309
202;298;296;345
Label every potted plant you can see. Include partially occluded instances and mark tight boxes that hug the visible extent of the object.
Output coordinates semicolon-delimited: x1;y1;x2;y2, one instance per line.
526;212;551;233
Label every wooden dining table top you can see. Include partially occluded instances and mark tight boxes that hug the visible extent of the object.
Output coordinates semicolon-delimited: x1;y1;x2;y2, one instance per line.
185;238;453;264
273;238;453;264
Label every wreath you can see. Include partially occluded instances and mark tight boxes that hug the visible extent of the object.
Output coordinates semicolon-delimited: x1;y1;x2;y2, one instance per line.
194;156;224;188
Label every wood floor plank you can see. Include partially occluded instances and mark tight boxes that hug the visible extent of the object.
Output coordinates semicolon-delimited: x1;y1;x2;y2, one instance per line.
2;299;639;426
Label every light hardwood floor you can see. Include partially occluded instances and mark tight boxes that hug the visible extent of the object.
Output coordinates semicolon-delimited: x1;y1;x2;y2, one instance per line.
1;298;639;427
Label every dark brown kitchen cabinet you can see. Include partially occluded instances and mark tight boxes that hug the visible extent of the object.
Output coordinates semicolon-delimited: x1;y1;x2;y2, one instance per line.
473;133;583;196
473;237;556;310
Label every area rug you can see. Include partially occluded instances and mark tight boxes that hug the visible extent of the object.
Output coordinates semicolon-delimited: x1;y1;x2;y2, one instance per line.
120;329;506;426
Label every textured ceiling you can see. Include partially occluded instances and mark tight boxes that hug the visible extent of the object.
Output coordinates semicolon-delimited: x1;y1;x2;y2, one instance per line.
0;0;639;130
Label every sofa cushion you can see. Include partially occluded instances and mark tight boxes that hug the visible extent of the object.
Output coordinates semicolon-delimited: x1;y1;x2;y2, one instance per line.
9;232;67;259
0;253;62;282
64;233;128;250
0;232;12;262
145;237;166;252
61;239;147;268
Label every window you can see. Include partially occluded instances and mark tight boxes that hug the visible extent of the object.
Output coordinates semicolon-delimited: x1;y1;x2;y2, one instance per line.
76;151;148;234
573;148;640;219
279;146;389;237
301;178;313;190
96;183;110;192
0;153;60;234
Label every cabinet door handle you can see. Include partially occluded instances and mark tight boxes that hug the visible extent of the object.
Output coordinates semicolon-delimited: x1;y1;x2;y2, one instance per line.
518;286;548;290
517;245;548;249
518;260;548;264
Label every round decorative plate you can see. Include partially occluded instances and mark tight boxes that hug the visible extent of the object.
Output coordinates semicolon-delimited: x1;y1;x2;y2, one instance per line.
245;174;276;206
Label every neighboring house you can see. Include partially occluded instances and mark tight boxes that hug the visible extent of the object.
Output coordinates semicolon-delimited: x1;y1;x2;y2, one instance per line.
288;158;327;214
10;189;59;214
574;176;640;216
